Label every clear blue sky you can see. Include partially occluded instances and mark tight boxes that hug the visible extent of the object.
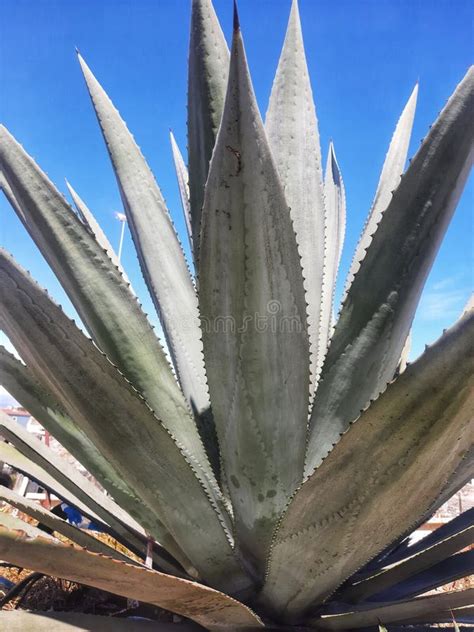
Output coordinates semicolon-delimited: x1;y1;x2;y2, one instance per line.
0;0;472;405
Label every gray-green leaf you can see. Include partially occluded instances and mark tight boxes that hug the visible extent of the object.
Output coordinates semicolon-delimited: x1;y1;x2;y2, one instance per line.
263;312;474;616
187;0;229;258
266;0;327;389
77;54;210;417
307;67;474;473
199;14;310;576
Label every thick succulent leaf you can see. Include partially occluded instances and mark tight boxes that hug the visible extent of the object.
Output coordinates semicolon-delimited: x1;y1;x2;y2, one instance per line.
0;167;26;224
0;484;138;564
65;178;131;286
371;448;474;570
199;14;310;575
368;550;474;602
0;611;203;632
344;84;418;297
0;411;181;573
396;330;411;375
0;528;263;631
265;0;327;387
0;252;249;593
340;522;474;602
77;55;210;417
187;0;229;256
170;131;193;259
323;141;346;330
307;67;474;472
0;126;213;486
309;588;474;629
0;346;186;575
0;421;111;527
377;507;474;570
0;509;60;540
262;312;474;617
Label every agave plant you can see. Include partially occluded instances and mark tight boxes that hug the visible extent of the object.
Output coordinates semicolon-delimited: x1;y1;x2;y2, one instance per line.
0;0;473;629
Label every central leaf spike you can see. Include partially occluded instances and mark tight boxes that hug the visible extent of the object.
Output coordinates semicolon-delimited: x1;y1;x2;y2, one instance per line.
198;3;310;578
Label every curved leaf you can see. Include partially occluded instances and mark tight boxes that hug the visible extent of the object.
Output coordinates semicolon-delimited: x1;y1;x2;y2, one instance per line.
0;346;186;574
262;312;474;617
265;0;327;387
199;11;310;575
343;84;418;297
0;509;58;540
324;141;346;332
0;527;263;631
0;484;138;564
309;588;474;629
65;178;132;286
0;611;203;631
187;0;229;256
170;131;193;260
340;523;474;602
0;419;114;530
0;252;250;593
0;411;182;568
77;54;210;417
378;507;474;570
307;67;474;472
0;125;213;486
369;550;474;602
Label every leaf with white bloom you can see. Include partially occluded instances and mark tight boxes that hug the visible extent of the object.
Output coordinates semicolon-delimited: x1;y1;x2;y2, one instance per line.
77;54;210;417
263;312;474;616
344;83;418;297
0;125;214;488
323;141;346;332
65;178;132;287
199;11;310;576
307;67;474;472
266;0;327;388
0;252;249;593
187;0;229;257
0;348;186;574
170;131;193;260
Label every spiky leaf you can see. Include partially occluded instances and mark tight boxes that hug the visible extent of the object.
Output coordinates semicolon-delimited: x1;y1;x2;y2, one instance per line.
199;14;310;575
323;141;346;329
0;485;138;564
187;0;229;255
65;178;132;286
0;126;213;485
308;588;474;628
0;251;249;593
0;346;185;574
0;527;263;631
265;0;327;387
170;131;193;259
263;312;474;616
344;84;418;295
77;54;210;417
340;522;474;602
307;67;474;471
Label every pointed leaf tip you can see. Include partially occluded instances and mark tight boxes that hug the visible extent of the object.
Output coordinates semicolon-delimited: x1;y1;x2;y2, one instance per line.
233;0;240;31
